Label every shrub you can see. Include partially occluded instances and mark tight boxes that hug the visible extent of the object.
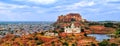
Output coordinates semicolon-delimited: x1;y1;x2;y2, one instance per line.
98;40;109;46
111;43;118;46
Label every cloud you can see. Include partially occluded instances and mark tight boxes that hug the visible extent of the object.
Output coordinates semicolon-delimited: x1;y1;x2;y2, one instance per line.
0;2;51;13
0;9;27;21
106;0;120;4
108;1;120;4
74;1;95;7
12;0;57;5
0;2;30;10
0;0;120;21
117;7;120;9
107;0;120;2
0;2;51;21
54;1;95;11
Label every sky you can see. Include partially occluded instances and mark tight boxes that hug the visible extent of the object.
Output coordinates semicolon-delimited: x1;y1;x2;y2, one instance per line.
0;0;120;21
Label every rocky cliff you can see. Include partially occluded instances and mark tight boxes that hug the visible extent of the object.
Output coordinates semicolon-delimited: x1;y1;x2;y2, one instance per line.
57;13;83;23
54;13;86;29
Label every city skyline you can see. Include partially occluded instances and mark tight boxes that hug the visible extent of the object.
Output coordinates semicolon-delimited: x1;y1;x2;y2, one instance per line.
0;0;120;21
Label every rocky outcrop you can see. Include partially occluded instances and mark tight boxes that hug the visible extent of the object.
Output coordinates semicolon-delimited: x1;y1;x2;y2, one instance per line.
54;13;86;29
57;13;83;23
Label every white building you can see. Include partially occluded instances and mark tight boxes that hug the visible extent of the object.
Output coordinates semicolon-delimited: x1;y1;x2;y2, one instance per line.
64;23;81;33
44;32;58;37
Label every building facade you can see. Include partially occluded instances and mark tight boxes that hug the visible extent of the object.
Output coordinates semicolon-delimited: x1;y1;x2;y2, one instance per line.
64;23;81;33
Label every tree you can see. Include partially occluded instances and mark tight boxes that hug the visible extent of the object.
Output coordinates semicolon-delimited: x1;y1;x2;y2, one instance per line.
51;41;55;46
63;42;68;46
57;26;60;28
115;29;120;35
40;32;44;35
53;30;58;33
81;29;84;32
61;28;64;31
115;29;120;38
72;43;76;46
98;40;109;46
111;43;118;46
84;33;87;37
59;28;64;33
34;37;38;40
36;40;43;45
91;43;96;46
104;23;113;27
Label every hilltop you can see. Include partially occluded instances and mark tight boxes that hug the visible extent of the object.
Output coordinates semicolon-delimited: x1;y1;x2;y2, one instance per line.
54;13;87;29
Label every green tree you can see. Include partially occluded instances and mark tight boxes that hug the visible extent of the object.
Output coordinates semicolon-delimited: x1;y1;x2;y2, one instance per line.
59;28;64;33
91;44;96;46
104;22;113;27
72;43;76;46
111;43;118;46
51;41;55;46
53;30;58;33
57;26;60;28
98;40;109;46
84;33;87;37
115;29;120;38
63;42;68;46
34;37;38;40
36;40;43;45
115;29;120;35
81;29;84;32
40;32;44;35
